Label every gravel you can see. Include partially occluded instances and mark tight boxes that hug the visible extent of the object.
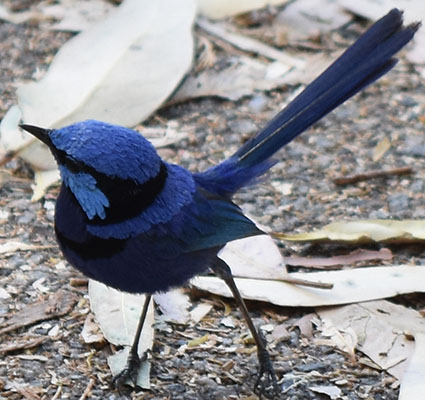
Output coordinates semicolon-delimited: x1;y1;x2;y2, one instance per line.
0;5;424;400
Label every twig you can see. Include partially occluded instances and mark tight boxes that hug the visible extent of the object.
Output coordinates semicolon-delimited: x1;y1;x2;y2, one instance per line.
0;150;17;167
281;276;333;290
197;18;304;67
50;385;62;400
79;378;95;400
333;167;413;185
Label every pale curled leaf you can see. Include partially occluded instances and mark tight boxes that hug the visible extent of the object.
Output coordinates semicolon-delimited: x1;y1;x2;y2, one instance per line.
309;385;342;400
0;0;196;200
191;265;425;307
43;0;114;32
17;0;196;129
315;318;357;360
108;348;150;389
141;121;189;148
173;56;293;102
399;332;425;400
31;169;61;202
196;0;289;19
0;241;52;255
0;4;42;24
276;0;351;42
274;219;425;244
189;303;213;323
219;235;287;280
0;106;56;171
317;300;425;381
373;136;391;162
81;313;105;344
88;280;154;388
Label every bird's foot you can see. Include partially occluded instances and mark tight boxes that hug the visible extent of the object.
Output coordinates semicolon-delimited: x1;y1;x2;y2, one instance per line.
112;350;147;389
254;348;279;399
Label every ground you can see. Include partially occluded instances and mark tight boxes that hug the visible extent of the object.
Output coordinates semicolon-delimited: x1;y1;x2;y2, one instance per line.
0;2;425;400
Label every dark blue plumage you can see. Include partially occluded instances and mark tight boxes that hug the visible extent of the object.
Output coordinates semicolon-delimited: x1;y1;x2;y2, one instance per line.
20;8;419;394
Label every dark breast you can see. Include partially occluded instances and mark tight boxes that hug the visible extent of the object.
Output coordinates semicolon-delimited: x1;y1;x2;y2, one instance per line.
54;184;216;294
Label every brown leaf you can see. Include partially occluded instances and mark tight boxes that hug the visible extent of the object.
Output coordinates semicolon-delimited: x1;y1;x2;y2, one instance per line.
294;313;315;338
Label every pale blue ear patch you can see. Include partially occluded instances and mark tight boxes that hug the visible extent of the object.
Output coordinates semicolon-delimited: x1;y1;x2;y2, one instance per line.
59;165;109;220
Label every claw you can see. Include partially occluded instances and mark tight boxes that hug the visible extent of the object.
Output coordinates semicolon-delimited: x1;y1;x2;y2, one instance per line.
253;348;280;399
112;350;147;389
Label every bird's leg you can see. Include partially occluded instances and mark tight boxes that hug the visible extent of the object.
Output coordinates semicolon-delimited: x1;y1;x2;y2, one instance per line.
112;294;152;388
211;258;279;398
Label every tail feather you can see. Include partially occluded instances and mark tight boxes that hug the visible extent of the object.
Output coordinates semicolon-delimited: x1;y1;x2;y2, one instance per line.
195;9;419;196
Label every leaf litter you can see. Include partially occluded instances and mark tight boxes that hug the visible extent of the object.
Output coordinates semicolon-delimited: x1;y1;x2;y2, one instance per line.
0;0;424;398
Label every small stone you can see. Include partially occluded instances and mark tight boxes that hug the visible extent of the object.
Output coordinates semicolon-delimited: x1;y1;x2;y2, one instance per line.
249;94;268;113
388;193;409;213
410;180;424;193
399;95;418;107
17;211;35;224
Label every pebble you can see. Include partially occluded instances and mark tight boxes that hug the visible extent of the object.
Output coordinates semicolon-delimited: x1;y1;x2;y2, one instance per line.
297;361;327;372
228;119;258;135
388;193;409;213
17;211;35;224
249;94;269;113
369;209;389;219
410;180;424;193
167;383;186;393
398;95;418;107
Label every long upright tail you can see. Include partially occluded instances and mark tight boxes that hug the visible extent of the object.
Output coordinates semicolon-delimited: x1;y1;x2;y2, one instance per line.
195;9;420;196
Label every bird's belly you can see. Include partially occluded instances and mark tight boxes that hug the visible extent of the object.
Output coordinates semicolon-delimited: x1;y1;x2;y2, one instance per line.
55;229;217;294
54;184;218;294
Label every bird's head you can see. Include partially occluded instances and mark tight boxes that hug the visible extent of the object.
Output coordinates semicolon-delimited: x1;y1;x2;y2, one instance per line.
20;120;166;221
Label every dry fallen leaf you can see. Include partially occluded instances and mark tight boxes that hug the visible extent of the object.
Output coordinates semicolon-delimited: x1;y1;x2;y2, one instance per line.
173;55;293;102
219;235;287;280
373;136;391;162
317;300;425;382
309;385;342;399
16;0;196;129
314;318;357;360
0;0;196;199
196;0;289;19
88;280;154;388
192;265;425;307
274;219;425;244
283;248;392;269
276;0;351;42
0;240;53;255
43;0;114;32
399;332;425;400
81;313;105;345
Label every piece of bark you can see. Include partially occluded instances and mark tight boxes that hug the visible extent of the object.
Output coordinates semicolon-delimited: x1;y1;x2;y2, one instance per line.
0;290;77;334
0;335;49;354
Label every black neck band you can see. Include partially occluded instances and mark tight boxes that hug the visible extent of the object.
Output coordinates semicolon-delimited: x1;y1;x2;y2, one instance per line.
54;148;168;225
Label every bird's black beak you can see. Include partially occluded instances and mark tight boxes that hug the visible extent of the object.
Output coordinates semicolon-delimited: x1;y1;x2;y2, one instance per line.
19;124;53;147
